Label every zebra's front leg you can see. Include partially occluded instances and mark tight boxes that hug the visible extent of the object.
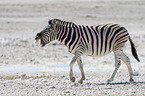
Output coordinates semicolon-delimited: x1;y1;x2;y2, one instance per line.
107;50;122;83
77;57;85;84
69;55;78;82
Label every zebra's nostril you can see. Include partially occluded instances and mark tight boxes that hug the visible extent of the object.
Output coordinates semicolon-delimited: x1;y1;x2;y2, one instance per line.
35;36;39;40
35;33;42;40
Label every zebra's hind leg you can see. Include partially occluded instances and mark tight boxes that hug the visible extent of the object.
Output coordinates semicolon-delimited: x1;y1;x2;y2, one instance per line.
77;57;85;84
121;52;134;82
107;50;122;83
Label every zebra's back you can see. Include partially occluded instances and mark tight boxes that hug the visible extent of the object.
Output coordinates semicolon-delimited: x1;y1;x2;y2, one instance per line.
79;24;129;56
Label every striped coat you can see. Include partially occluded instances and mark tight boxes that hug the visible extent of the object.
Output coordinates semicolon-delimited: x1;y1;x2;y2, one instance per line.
35;19;140;83
56;22;128;56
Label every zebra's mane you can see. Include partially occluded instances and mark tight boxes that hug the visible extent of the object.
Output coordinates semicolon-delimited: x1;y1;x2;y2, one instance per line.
54;19;77;27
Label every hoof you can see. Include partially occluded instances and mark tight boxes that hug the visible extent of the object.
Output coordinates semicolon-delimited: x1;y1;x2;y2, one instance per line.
130;78;134;82
78;80;83;84
107;78;113;83
70;77;75;82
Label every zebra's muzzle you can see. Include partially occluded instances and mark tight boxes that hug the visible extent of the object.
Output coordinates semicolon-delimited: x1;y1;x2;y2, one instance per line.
35;37;45;47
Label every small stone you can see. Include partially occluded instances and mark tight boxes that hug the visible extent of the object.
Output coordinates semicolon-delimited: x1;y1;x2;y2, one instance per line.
50;86;55;89
63;91;71;93
43;80;47;83
0;54;3;57
21;74;26;80
132;91;136;93
36;87;38;89
60;75;65;78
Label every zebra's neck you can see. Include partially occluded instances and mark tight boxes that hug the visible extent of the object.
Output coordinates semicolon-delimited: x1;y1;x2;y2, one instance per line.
55;24;80;53
56;24;75;44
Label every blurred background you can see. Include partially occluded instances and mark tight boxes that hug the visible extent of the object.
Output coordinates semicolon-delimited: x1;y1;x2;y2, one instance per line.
0;0;145;73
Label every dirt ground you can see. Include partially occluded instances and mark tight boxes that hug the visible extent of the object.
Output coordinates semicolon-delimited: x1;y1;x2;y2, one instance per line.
0;0;145;95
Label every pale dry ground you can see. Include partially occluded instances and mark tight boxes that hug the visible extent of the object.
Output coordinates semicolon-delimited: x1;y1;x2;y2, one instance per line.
0;0;145;95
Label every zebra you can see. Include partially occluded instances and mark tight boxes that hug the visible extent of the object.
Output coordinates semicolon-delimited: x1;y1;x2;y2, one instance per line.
35;18;140;83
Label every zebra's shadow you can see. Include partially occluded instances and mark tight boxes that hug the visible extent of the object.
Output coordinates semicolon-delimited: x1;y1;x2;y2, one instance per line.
71;81;145;87
93;81;145;85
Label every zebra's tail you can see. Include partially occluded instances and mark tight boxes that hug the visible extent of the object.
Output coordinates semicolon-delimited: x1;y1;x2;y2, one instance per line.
129;36;140;62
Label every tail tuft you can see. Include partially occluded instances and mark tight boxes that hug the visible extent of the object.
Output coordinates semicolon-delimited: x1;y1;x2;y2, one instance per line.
129;36;140;62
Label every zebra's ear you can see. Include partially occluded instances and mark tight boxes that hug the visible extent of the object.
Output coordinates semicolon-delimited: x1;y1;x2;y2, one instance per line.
48;19;56;25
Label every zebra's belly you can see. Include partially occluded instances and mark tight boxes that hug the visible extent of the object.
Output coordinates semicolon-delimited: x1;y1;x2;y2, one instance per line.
85;49;112;57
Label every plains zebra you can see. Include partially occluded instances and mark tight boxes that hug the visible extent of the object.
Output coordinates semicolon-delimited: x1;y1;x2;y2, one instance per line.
35;18;140;83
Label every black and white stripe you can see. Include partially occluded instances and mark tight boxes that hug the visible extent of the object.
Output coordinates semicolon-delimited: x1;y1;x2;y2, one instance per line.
55;20;129;56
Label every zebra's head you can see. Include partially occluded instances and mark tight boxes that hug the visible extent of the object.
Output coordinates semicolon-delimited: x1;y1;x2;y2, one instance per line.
35;19;57;47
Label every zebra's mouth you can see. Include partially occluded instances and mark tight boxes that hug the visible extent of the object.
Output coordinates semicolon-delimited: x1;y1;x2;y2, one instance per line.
35;38;45;47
